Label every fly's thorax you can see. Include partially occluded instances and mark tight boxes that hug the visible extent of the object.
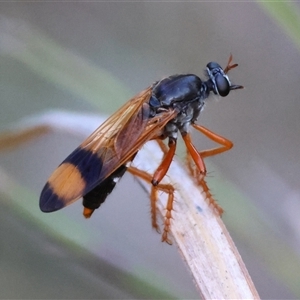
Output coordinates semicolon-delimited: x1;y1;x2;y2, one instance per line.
150;74;202;106
162;98;205;138
149;74;205;117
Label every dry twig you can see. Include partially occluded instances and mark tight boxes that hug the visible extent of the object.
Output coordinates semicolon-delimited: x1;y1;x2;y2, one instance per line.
134;140;260;299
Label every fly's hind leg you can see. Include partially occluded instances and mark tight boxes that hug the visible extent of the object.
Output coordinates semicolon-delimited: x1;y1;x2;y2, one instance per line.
129;137;177;244
127;166;175;245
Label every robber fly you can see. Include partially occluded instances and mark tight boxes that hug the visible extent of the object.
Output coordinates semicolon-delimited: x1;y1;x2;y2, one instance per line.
40;54;243;244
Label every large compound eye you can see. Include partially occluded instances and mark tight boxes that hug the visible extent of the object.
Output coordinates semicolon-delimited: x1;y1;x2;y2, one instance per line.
215;73;230;97
207;57;243;97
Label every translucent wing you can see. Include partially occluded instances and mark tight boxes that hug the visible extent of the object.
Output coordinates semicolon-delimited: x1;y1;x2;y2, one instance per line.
40;87;177;212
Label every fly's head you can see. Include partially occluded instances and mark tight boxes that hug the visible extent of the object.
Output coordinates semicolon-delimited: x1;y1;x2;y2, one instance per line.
206;54;243;97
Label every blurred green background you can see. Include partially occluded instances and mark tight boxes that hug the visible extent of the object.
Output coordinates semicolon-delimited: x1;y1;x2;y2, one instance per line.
1;2;300;299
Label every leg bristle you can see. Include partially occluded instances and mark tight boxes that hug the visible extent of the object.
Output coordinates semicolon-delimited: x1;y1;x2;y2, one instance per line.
199;177;224;215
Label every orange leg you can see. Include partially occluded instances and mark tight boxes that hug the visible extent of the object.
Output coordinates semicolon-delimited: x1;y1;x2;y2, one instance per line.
185;151;198;179
199;176;224;215
182;133;207;174
183;125;233;215
192;124;233;158
184;151;224;215
184;125;233;176
127;165;175;245
152;137;177;186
